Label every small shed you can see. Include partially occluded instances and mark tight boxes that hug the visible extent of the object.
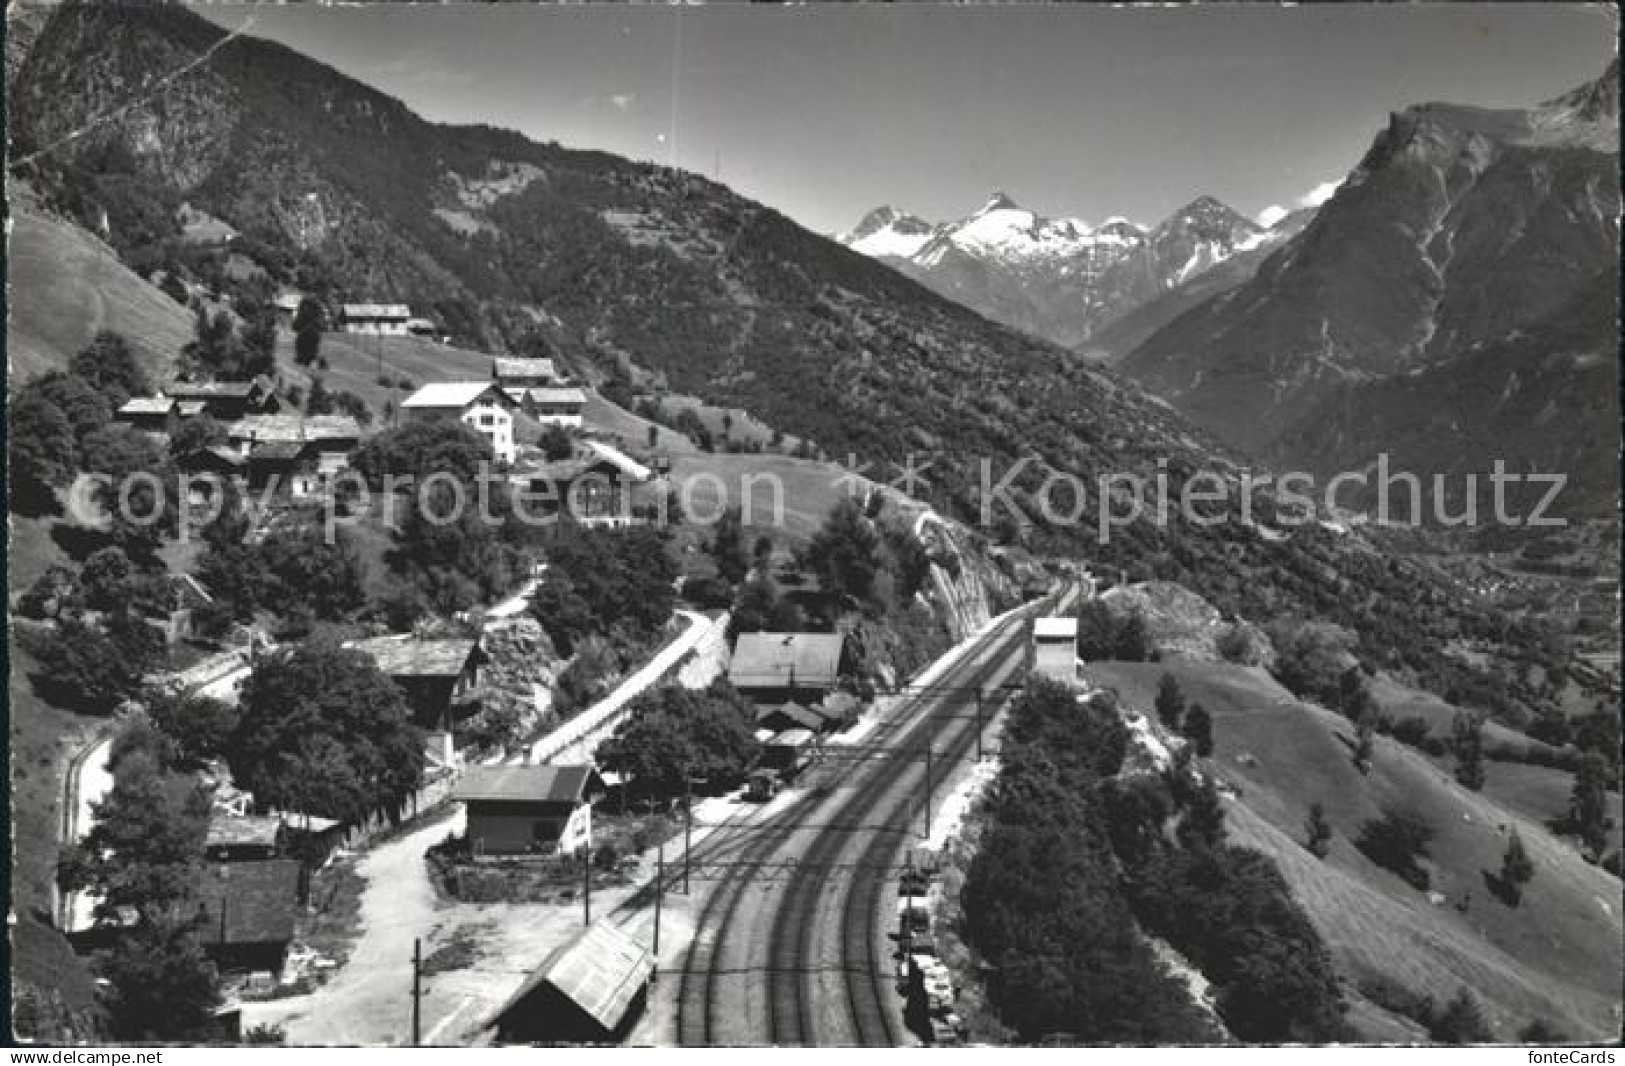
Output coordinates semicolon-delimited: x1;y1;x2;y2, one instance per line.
754;702;825;735
453;764;605;857
484;919;654;1044
1031;616;1079;682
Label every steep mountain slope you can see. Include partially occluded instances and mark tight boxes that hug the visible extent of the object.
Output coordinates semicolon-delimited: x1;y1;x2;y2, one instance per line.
8;3;1567;721
839;192;1295;351
1120;64;1620;510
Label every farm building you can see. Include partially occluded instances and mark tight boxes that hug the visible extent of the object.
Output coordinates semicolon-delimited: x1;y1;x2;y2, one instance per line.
272;293;303;327
340;303;411;335
452;765;605;857
225;414;362;486
493;356;564;402
728;632;848;703
483;919;653;1044
348;634;483;762
113;395;184;433
754;702;825;735
512;440;651;526
400;381;518;465
526;386;587;427
244;440;322;496
205;814;286;862
166;377;281;419
194;859;302;974
1031;617;1079;683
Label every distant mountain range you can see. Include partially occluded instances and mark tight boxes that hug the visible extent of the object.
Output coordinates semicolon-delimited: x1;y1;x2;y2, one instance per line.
838;191;1309;355
1120;61;1620;515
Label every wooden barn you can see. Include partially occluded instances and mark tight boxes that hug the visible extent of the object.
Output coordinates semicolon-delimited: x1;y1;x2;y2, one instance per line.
483;920;653;1044
452;765;604;857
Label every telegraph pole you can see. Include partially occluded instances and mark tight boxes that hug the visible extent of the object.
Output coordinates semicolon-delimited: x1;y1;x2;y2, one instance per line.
974;687;985;760
653;842;665;967
923;741;934;841
411;937;423;1047
583;850;592;927
683;776;694;895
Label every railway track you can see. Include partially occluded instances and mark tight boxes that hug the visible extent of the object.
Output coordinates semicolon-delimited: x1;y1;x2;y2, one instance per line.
675;587;1071;1045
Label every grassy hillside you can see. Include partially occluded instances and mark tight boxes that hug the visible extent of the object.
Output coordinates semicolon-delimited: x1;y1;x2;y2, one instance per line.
1091;660;1623;1041
6;186;193;383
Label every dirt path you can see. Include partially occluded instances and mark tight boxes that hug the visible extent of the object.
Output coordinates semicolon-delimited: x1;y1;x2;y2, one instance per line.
243;805;466;1044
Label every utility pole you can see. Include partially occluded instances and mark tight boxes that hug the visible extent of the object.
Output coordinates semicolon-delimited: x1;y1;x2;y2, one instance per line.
653;842;665;968
923;740;934;841
974;687;985;760
683;778;694;895
583;850;592;927
411;937;423;1047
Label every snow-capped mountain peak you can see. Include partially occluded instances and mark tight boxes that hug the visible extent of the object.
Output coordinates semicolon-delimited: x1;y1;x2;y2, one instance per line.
838;205;938;259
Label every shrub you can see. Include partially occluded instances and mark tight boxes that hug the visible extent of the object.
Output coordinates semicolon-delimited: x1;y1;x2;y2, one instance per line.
1355;807;1434;890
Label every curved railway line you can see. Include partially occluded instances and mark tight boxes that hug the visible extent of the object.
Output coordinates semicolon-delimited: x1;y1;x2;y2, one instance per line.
673;587;1073;1045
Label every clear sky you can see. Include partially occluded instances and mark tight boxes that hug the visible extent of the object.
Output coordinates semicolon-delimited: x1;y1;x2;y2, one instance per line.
202;3;1615;234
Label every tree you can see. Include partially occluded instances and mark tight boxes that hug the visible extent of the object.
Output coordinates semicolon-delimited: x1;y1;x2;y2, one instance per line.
99;906;222;1041
728;574;805;640
80;424;180;557
305;377;334;415
1183;703;1214;758
806;498;881;604
1305;802;1333;858
1569;753;1612;859
1176;774;1227;851
295;328;322;367
1496;830;1534;905
1354;718;1375;773
145;690;242;767
291;297;325;335
350;419;493;487
1155;673;1186;731
1355;806;1434;890
540;423;575;461
1113;610;1153;661
11;392;78;513
70;331;150;408
168;414;227;458
232;640;426;823
81;546;136;612
709;504;750;585
1430;988;1493;1043
180;307;274;381
17;565;82;620
20;371;112;450
1335;666;1379;723
1451;711;1486;791
31;614;164;713
595;684;760;798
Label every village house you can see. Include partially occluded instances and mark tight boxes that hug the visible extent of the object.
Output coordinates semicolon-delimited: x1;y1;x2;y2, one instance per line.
492;356;562;403
400;381;518;465
272;293;303;328
511;440;652;526
527;386;588;427
481;919;653;1044
224;414;362;489
452;764;605;858
113;395;189;433
204;814;286;863
244;441;322;497
348;634;484;764
727;632;849;704
194;859;303;975
339;302;412;335
165;376;281;420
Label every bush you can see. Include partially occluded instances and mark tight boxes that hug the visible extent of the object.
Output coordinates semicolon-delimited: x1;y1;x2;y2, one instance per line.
1355;807;1434;890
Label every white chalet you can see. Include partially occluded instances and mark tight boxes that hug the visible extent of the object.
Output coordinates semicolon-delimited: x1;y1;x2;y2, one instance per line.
400;382;518;465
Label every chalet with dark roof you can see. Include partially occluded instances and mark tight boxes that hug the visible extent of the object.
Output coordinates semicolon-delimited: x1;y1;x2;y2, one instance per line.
452;764;604;857
195;859;302;974
482;919;653;1044
728;632;849;703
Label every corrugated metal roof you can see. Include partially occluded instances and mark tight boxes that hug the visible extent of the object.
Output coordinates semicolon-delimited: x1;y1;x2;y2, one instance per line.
453;765;598;804
401;381;511;409
728;632;845;691
1034;617;1078;639
490;920;653;1037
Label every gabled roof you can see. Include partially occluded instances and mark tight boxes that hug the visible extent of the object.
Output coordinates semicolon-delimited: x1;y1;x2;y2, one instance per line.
225;414;362;444
528;386;588;406
248;441;311;463
493;356;558;381
755;703;824;733
117;396;177;416
488;920;652;1037
195;860;301;945
582;440;650;482
341;303;411;319
728;632;846;691
167;380;259;400
273;294;303;311
452;764;600;805
349;634;481;678
401;381;513;410
177;400;209;417
206;814;283;850
767;727;816;749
